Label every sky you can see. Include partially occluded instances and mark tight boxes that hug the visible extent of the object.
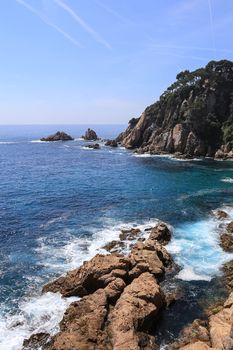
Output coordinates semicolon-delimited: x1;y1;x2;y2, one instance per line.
0;0;233;124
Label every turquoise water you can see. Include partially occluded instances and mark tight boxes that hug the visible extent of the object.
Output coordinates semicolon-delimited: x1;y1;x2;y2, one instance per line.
0;124;233;349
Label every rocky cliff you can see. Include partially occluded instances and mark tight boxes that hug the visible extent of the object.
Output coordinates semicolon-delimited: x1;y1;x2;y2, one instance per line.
117;60;233;159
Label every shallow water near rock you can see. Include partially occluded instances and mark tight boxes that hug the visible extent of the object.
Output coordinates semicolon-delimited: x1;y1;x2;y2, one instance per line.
0;124;233;349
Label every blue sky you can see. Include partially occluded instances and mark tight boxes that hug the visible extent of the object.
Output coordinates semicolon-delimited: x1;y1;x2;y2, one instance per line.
1;0;233;124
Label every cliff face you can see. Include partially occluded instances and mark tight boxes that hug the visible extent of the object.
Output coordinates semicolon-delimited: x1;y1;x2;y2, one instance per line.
117;60;233;158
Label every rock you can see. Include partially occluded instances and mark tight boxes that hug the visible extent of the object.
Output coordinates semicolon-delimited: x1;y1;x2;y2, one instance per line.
212;210;229;219
46;289;110;350
40;131;74;142
86;143;100;149
105;139;118;147
179;341;212;350
82;128;98;140
102;240;125;252
108;272;163;350
167;319;210;350
220;233;233;253
227;222;233;233
119;228;141;241
222;260;233;289
128;237;172;280
116;60;233;158
23;332;51;349
43;254;131;297
209;292;233;349
149;222;171;245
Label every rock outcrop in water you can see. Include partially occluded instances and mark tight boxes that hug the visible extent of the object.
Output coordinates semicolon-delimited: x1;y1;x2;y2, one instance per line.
40;131;74;142
117;60;233;159
85;143;100;149
26;223;174;350
82;128;98;141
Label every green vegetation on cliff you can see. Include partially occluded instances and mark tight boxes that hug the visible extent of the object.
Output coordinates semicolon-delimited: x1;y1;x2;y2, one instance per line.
117;60;233;158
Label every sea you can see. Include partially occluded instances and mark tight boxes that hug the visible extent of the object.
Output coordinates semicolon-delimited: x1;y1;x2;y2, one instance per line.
0;124;233;350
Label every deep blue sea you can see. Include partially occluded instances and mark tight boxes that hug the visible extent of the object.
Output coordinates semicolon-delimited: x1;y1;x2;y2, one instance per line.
0;124;233;350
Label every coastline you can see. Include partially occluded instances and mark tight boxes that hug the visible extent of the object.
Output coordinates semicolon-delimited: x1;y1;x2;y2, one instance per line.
22;207;233;350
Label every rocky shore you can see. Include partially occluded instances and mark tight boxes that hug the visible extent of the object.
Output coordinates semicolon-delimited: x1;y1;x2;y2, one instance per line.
22;210;233;350
23;223;175;350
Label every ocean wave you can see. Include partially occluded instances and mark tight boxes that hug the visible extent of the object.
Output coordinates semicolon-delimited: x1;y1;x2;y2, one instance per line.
0;293;77;350
29;140;44;143
0;141;16;144
221;177;233;183
167;206;233;281
36;219;158;272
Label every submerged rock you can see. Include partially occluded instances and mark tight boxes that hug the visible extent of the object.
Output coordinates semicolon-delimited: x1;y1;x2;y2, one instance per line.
82;128;98;140
40;131;74;142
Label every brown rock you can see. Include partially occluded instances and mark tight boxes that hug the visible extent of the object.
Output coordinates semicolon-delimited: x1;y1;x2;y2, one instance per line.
167;319;210;350
149;222;171;245
213;210;229;220
42;254;131;297
220;233;233;253
128;236;172;279
227;222;233;233
179;341;212;350
209;292;233;350
119;228;141;241
82;128;98;140
102;240;125;252
108;272;163;350
47;289;110;350
23;332;51;349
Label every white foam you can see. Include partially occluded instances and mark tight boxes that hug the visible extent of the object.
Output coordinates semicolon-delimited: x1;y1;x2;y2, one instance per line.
221;177;233;183
36;219;157;272
167;206;233;281
0;141;16;144
0;293;77;350
177;266;211;281
30;140;44;143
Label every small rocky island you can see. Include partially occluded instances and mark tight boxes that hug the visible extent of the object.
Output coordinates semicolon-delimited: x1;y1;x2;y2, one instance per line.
117;60;233;159
82;128;99;141
40;131;74;142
